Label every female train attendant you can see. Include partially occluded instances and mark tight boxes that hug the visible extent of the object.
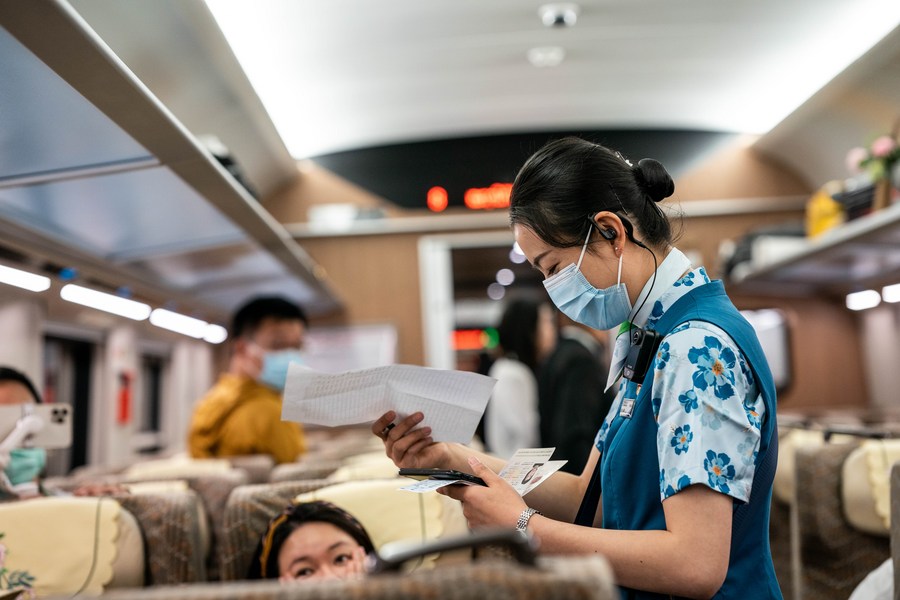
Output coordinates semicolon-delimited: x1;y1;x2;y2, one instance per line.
374;137;781;599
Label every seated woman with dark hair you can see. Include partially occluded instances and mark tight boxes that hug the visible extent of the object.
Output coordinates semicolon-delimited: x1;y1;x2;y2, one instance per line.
248;500;375;582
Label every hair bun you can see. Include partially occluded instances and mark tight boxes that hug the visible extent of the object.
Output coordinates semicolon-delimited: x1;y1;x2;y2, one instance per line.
633;158;674;202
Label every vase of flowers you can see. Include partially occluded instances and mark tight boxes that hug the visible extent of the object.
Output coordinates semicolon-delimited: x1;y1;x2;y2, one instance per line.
845;126;900;212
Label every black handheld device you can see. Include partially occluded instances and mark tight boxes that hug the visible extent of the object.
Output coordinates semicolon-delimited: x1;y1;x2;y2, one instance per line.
399;468;487;486
623;328;662;383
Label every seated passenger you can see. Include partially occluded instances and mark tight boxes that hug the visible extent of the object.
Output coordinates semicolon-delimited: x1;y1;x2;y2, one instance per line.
1;366;126;500
187;296;308;464
247;500;375;582
0;366;45;498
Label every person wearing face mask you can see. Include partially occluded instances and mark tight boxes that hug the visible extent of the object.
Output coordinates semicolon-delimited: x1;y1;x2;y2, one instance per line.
372;137;780;599
0;367;47;500
188;296;308;464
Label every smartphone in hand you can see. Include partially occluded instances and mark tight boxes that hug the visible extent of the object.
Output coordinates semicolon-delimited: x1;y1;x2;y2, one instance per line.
398;467;486;486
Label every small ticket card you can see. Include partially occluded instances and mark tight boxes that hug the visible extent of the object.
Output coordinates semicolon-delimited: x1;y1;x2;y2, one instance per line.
499;448;567;495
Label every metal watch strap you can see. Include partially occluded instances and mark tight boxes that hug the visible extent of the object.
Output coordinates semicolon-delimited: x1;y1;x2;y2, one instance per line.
516;507;541;531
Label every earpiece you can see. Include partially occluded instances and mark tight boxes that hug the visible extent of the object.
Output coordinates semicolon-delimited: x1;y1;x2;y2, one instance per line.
587;212;649;249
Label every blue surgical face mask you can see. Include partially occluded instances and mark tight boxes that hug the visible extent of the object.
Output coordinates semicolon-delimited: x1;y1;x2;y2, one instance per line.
5;447;46;486
543;227;633;331
258;349;304;391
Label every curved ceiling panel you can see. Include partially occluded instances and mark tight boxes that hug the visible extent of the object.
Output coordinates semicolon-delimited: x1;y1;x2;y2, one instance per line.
0;25;153;182
0;166;244;260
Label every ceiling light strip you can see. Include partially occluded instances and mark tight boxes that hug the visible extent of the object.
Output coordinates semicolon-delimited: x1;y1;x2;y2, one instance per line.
60;284;151;321
0;264;51;292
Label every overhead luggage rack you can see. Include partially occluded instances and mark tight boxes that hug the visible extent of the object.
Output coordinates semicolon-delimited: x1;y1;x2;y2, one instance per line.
729;202;900;298
0;0;342;321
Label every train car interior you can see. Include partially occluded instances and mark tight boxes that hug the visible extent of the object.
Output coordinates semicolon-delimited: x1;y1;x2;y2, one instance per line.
0;1;899;598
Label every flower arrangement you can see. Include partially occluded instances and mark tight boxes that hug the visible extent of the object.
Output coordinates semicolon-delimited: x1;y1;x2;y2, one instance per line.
0;534;35;599
846;133;900;182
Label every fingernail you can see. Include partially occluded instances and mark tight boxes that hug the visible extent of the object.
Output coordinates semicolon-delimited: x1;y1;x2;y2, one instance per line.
467;456;480;467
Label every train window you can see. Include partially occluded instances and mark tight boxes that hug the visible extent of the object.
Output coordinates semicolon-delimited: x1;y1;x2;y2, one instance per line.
133;347;169;455
740;309;792;393
139;354;164;434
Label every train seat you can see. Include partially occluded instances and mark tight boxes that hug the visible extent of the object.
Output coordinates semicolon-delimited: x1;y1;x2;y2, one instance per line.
113;488;209;585
218;477;469;581
269;459;344;482
794;439;891;599
841;440;900;537
44;464;251;582
269;450;401;484
0;496;144;596
94;554;617;600
890;463;900;597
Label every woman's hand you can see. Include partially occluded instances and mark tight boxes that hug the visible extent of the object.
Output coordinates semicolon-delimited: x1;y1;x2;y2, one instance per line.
372;411;450;469
438;456;527;530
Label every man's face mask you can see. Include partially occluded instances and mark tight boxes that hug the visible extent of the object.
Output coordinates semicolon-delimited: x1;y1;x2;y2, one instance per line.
258;349;305;391
5;447;46;486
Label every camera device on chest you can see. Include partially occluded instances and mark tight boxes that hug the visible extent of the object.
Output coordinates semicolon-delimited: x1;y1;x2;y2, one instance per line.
623;327;662;383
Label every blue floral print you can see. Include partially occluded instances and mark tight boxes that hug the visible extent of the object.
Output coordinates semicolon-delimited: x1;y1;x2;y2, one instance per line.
743;398;762;429
738;353;755;388
688;336;737;399
659;467;688;496
699;403;723;431
655;341;671;370
704;451;736;493
649;301;664;322
674;271;695;287
671;425;693;455
651;396;662;421
665;474;693;497
736;436;758;466
678;390;699;413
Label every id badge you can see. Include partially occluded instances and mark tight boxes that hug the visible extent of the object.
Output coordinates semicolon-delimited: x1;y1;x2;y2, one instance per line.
619;381;640;419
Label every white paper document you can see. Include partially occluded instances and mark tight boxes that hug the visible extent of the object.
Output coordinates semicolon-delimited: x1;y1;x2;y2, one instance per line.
281;363;496;443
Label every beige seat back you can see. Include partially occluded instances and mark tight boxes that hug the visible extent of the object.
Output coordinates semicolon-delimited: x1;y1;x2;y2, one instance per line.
0;496;143;596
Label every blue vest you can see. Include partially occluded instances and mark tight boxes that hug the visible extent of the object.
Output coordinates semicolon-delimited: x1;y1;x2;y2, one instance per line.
591;281;781;599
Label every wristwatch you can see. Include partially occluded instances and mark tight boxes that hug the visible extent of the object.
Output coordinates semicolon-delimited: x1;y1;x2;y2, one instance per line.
516;507;541;532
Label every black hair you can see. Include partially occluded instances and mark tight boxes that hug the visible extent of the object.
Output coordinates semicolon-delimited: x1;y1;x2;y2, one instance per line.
231;296;308;338
0;366;42;403
509;136;677;251
247;500;375;580
495;298;546;374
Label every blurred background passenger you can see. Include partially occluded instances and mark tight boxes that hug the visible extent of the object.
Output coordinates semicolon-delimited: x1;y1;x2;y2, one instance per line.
538;315;615;473
248;500;375;582
187;296;308;464
484;297;557;458
0;366;44;499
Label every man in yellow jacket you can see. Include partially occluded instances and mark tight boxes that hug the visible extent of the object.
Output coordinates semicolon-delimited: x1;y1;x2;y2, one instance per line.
188;296;307;464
